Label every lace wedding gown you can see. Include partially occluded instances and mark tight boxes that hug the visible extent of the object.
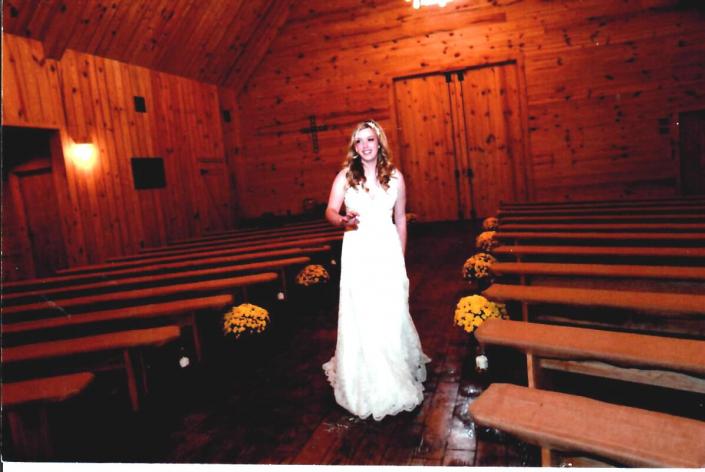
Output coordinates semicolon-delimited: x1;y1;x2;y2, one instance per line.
323;174;430;421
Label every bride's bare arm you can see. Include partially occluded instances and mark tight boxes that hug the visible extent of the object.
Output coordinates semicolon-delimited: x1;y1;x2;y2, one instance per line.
393;171;408;254
326;169;359;227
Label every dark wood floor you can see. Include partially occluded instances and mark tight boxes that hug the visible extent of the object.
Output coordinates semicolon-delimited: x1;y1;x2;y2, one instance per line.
9;221;537;465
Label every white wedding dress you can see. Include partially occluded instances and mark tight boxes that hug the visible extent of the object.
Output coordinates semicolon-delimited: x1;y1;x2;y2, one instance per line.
323;173;430;421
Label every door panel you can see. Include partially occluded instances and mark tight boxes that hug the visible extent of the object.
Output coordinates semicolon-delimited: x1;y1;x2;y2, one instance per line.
461;63;526;218
394;75;459;222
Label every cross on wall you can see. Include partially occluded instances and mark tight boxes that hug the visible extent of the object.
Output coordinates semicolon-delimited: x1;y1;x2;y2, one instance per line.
300;115;328;153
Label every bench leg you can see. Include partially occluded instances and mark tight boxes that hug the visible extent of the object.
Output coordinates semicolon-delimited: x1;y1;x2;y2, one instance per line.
123;349;141;412
188;312;203;362
6;406;53;459
541;447;554;467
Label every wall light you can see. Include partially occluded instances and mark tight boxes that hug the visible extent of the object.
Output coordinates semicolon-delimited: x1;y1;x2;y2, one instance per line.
405;0;453;9
70;143;98;170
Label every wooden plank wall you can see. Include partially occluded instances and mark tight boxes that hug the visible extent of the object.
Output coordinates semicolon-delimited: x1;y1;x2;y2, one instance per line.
2;33;234;279
237;0;705;218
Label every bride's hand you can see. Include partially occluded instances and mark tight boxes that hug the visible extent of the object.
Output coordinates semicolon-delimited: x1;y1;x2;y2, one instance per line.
340;211;359;228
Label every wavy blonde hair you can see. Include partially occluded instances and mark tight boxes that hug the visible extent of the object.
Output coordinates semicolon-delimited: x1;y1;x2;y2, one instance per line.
344;120;395;190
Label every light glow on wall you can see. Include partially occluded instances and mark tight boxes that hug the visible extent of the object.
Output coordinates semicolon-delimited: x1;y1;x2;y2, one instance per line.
70;143;98;170
405;0;453;9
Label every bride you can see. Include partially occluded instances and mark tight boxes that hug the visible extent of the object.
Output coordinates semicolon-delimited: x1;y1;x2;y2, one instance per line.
322;119;430;421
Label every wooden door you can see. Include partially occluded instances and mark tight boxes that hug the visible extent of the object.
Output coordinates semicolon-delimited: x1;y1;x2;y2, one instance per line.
458;62;529;218
393;75;460;222
2;127;67;280
393;62;529;222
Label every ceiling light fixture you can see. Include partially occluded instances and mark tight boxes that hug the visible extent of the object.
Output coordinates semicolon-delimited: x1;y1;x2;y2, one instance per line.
405;0;453;9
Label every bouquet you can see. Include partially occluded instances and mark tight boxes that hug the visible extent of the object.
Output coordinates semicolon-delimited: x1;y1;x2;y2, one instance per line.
475;231;498;252
482;216;498;231
462;252;497;283
453;294;508;334
295;264;330;286
223;303;270;339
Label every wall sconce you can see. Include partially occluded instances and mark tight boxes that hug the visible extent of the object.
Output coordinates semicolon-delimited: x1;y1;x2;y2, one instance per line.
70;142;98;170
405;0;453;9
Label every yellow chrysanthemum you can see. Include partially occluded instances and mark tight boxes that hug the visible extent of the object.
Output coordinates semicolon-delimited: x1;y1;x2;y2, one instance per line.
462;252;497;281
223;303;270;339
475;231;498;252
453;294;508;334
295;264;330;286
482;217;499;231
406;212;418;223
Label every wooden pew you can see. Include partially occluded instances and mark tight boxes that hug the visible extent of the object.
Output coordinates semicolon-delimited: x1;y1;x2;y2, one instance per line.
469;383;705;468
2;273;278;318
489;262;705;293
3;372;96;459
109;231;342;262
2;257;309;305
166;219;332;246
500;196;705;210
3;246;330;294
497;205;705;217
57;236;342;276
493;244;705;263
499;223;705;232
3;294;234;361
499;213;705;224
482;284;705;317
475;319;705;393
3;326;181;412
153;224;340;252
494;231;705;245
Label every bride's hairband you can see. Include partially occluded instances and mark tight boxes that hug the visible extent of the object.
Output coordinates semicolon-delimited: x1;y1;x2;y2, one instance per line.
365;120;382;137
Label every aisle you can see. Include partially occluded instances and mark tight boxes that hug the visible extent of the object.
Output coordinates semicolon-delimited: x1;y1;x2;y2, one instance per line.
45;221;535;465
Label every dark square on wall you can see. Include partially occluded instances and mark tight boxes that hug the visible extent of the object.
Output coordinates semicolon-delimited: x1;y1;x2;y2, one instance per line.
131;157;166;189
134;96;147;113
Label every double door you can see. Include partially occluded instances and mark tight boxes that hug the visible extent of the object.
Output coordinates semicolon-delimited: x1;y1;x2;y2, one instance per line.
393;61;530;221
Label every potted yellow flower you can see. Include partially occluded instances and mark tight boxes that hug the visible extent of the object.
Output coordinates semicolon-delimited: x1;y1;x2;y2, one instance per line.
453;294;508;372
462;252;497;291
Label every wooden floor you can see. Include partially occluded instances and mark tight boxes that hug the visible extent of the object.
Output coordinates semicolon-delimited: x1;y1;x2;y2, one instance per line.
9;221;537;465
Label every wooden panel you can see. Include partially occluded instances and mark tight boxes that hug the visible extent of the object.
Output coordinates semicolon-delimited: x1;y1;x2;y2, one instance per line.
2;33;235;277
235;0;705;217
394;75;459;222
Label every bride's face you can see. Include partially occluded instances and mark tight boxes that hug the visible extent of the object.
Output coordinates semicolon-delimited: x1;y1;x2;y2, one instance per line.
354;128;379;163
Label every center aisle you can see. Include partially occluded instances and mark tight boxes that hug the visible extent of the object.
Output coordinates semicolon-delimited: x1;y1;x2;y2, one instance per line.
47;221;535;465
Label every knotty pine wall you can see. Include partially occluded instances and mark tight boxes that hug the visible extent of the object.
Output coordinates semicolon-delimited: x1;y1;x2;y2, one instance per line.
237;0;705;218
3;33;235;276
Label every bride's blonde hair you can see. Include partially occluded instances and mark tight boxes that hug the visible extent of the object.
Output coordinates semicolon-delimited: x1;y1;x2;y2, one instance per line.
344;120;395;190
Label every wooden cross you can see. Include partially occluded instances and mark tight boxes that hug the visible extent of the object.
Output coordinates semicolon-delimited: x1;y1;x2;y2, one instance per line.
300;115;328;153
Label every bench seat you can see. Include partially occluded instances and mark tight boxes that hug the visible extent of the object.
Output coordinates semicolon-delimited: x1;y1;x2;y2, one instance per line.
2;372;96;407
2;272;277;317
482;284;705;317
499;223;705;232
493;244;705;259
469;383;705;468
490;262;705;281
495;231;705;242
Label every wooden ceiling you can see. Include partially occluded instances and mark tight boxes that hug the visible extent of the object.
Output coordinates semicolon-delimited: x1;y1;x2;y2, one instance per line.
2;0;294;91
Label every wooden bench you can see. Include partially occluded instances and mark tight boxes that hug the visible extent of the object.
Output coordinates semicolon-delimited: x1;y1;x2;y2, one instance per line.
2;256;308;305
3;246;330;294
3;294;234;360
58;236;342;275
499;213;705;224
166;219;332;246
2;272;278;318
499;222;705;232
151;225;341;253
494;231;705;244
468;383;705;467
482;283;705;318
489;261;705;293
475;319;705;393
110;232;343;262
493;244;705;261
500;196;705;210
497;205;705;217
2;372;96;459
3;326;181;412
